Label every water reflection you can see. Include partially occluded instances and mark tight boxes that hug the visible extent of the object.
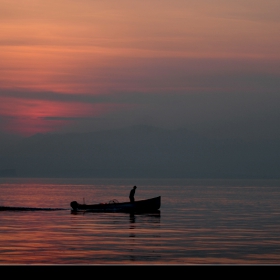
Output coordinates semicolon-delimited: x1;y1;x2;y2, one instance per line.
129;213;136;224
129;210;161;224
129;210;161;232
128;211;162;262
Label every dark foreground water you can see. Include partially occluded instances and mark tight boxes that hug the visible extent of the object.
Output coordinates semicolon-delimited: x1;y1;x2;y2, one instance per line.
0;177;280;265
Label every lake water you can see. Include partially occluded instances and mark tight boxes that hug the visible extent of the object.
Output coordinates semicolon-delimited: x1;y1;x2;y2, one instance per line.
0;177;280;265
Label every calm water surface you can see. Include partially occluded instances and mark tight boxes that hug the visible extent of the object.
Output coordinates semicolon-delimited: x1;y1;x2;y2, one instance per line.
0;178;280;265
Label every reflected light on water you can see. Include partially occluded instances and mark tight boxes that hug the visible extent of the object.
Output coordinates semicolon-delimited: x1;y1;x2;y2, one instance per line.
1;178;280;264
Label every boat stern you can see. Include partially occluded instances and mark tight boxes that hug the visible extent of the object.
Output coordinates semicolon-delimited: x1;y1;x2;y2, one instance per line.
70;201;78;211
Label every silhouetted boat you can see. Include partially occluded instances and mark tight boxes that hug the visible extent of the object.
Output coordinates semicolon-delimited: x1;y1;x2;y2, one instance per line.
70;196;161;213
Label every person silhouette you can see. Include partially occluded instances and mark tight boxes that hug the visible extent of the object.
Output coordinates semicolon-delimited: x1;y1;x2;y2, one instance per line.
129;186;137;203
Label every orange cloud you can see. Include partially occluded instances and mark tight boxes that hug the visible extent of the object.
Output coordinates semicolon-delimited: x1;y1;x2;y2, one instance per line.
1;0;279;136
1;0;279;95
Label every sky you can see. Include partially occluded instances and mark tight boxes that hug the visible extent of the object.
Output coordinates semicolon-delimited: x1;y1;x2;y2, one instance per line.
0;0;280;139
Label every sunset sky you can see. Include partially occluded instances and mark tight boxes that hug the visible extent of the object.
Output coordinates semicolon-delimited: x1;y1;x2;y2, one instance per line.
1;0;279;138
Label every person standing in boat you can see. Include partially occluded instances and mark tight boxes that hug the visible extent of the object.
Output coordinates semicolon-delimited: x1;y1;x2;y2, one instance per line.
129;186;137;203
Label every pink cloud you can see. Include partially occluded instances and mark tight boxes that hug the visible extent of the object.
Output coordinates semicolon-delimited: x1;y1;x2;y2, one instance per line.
0;96;126;136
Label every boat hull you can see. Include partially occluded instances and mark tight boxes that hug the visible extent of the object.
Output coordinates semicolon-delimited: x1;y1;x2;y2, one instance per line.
70;196;161;213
